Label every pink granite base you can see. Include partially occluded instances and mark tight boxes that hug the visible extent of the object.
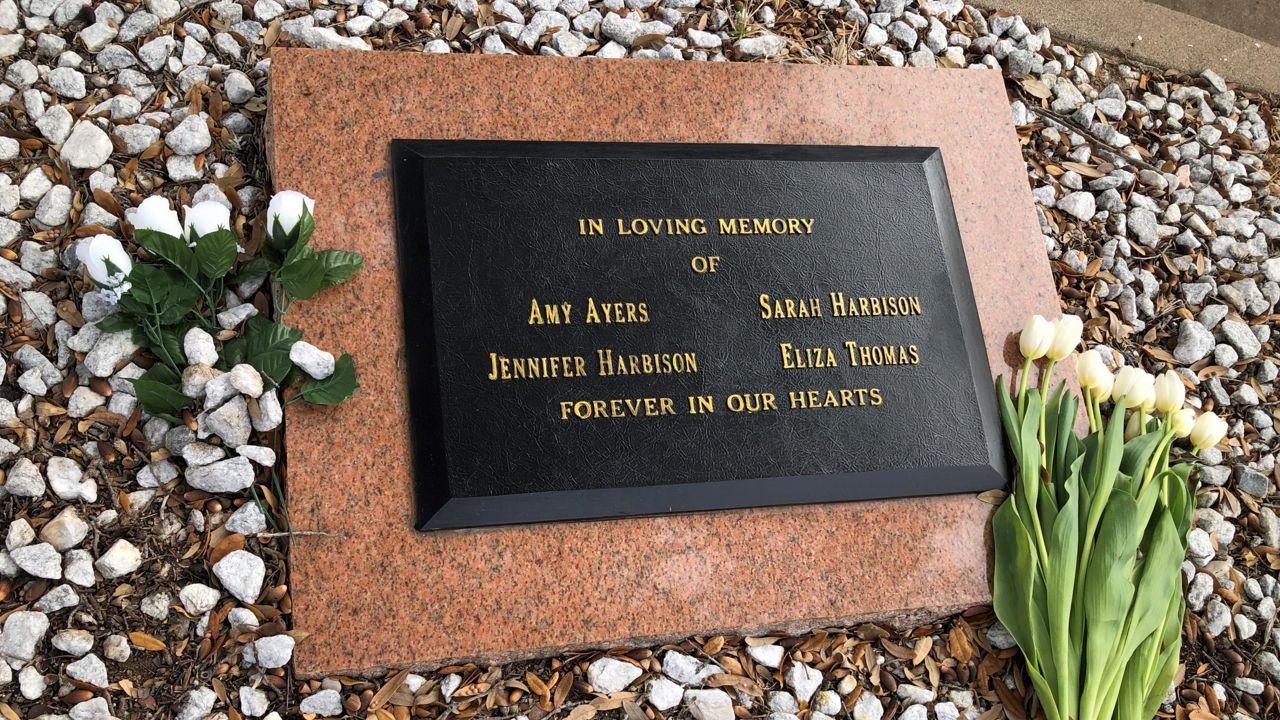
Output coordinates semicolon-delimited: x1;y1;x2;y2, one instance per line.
267;49;1060;677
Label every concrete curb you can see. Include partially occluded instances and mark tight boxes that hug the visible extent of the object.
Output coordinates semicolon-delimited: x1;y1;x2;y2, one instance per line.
970;0;1280;97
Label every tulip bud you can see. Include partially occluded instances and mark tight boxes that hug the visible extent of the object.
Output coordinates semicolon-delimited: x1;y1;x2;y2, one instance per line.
1189;412;1228;451
125;195;183;238
1170;408;1195;438
1075;349;1111;390
183;201;232;239
1125;411;1145;441
267;190;315;235
1046;314;1084;361
1019;315;1054;360
1153;370;1186;414
1112;366;1155;409
77;234;132;292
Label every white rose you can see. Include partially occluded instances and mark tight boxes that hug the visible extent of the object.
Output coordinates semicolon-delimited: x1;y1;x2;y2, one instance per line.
267;190;315;235
125;195;183;238
183;201;232;239
77;234;133;295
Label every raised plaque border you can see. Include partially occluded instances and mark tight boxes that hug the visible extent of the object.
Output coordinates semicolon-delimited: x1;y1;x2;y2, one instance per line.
391;140;1007;531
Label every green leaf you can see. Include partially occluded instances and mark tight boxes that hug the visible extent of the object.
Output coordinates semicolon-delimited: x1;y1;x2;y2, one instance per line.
193;228;238;279
315;249;363;288
135;229;199;282
95;313;136;334
300;353;358;405
130;365;191;422
233;257;275;285
239;316;302;385
279;256;326;300
126;264;186;306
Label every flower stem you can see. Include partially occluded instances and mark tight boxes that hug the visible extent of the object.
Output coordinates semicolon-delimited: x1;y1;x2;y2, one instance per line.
1016;357;1033;416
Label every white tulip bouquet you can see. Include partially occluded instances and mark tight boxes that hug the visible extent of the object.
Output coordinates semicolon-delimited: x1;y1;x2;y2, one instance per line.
79;191;363;419
994;314;1225;720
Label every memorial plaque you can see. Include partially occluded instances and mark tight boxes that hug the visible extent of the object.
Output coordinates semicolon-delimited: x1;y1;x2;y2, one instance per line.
393;140;1005;530
271;51;1060;675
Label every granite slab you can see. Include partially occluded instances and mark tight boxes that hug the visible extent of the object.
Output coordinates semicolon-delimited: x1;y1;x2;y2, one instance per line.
266;49;1060;676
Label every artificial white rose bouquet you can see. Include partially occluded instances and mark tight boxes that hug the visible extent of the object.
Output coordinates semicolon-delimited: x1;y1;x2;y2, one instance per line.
994;314;1225;720
86;192;363;419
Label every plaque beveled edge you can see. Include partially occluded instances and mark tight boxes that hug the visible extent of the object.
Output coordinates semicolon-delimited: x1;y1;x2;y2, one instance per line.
389;140;1009;532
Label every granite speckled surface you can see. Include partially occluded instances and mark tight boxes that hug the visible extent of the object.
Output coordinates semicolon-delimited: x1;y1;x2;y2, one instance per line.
267;49;1061;676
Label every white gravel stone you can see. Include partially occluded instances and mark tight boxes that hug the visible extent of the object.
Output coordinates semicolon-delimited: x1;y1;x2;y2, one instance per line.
53;629;94;656
48;456;95;502
33;582;78;612
186;456;256;492
184;327;219;365
588;656;642;694
66;386;106;418
177;687;217;720
300;687;342;715
813;690;841;715
18;665;45;699
6;518;34;550
647;676;684;710
141;591;172;620
685;689;734;720
179;583;222;614
166;115;212;155
237;445;277;467
35;105;73;143
254;634;295;668
896;684;935;704
735;33;786;57
289;340;335;379
853;689;884;720
59;121;113;169
40;506;88;550
213;549;266;604
5;458;45;497
66;653;108;687
103;634;131;662
11;543;62;579
783;662;821;702
63;549;95;587
226;501;269;534
240;686;270;717
85;331;138;377
94;539;142;579
205;395;253;448
252;390;283;432
747;643;784;668
0;611;49;667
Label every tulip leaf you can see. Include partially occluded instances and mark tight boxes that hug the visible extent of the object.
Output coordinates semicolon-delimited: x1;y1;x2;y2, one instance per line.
194;228;238;279
135;229;199;282
316;249;363;288
300;353;358;406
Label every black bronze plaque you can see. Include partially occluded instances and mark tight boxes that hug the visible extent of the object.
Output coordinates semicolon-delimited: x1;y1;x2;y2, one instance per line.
392;141;1005;530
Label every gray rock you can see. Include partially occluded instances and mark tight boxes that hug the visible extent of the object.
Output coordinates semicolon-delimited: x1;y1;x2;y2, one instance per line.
205;395;252;448
1220;319;1262;358
60;121;112;169
225;501;269;534
103;634;131;662
66;653;108;687
53;629;94;656
11;543;62;579
1174;320;1215;364
165;115;212;155
185;456;256;493
299;687;341;716
85;331;138;376
1235;466;1270;498
63;549;95;587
